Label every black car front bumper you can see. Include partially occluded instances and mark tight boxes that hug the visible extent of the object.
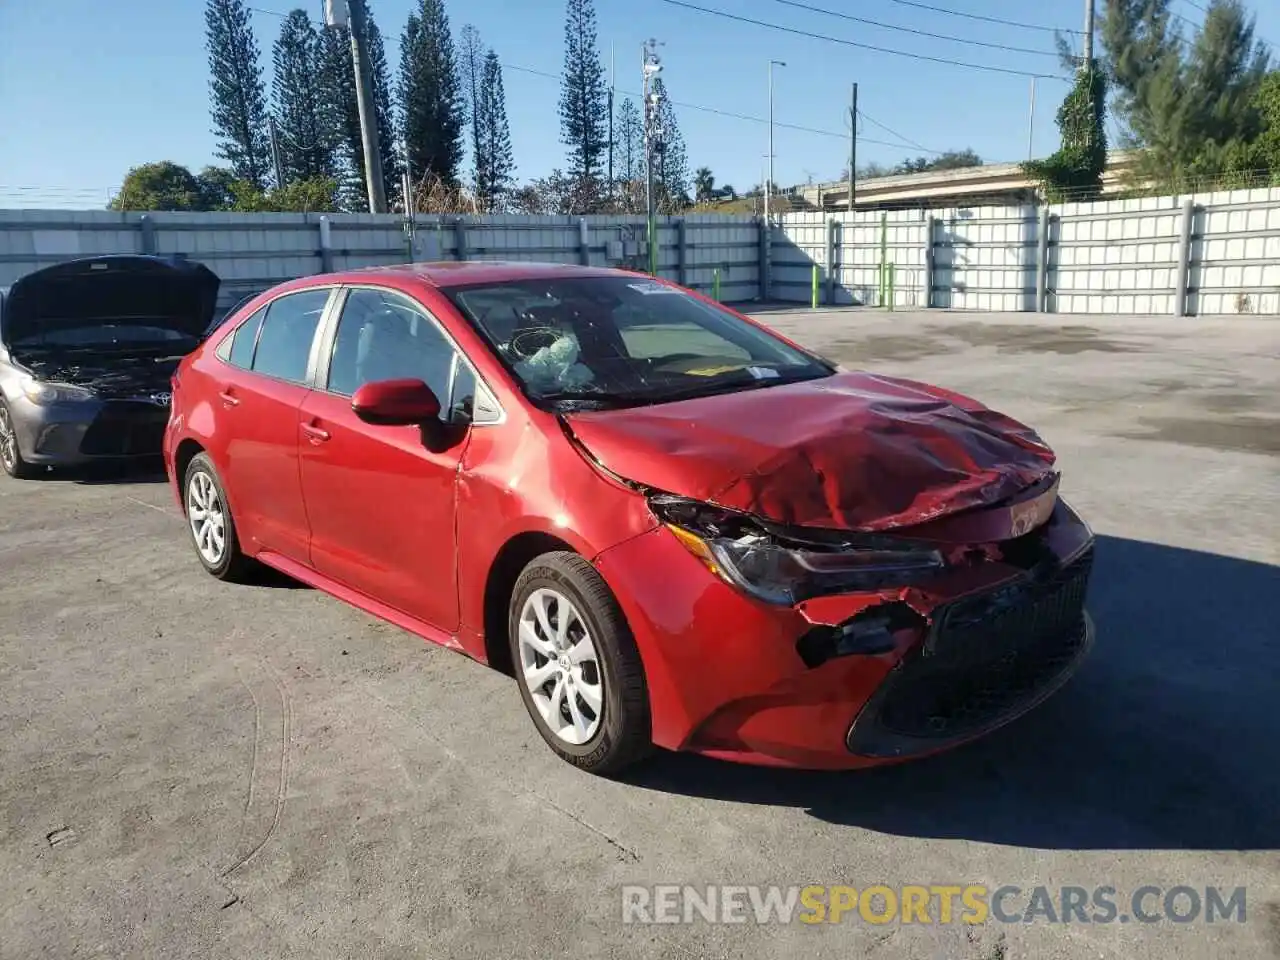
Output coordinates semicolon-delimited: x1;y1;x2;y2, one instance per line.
11;396;170;464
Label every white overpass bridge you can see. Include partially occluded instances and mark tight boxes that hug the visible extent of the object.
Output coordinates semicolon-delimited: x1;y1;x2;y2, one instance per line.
797;151;1141;210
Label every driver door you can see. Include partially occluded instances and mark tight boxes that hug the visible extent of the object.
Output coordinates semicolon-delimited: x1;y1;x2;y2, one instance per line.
297;287;473;633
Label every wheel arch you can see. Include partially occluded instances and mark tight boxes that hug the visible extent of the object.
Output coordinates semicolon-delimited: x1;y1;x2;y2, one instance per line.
481;531;577;676
173;438;206;512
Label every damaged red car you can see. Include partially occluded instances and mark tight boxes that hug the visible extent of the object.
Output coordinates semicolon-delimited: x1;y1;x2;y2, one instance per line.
164;262;1094;774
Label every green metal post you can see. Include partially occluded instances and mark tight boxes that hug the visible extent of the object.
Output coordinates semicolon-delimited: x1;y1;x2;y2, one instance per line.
712;268;721;302
888;263;896;311
879;212;888;308
811;263;819;308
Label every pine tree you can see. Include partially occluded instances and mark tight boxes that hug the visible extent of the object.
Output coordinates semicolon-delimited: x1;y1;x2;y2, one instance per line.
477;49;516;210
1100;0;1269;183
460;25;486;194
558;0;608;194
320;17;401;211
272;9;334;184
651;78;688;210
205;0;271;187
319;25;360;206
365;18;402;208
614;97;643;182
399;0;465;187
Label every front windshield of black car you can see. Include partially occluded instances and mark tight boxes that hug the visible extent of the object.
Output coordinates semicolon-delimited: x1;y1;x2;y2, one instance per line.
13;325;197;352
446;276;831;407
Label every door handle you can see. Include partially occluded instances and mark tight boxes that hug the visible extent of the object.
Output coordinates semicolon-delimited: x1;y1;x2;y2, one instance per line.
218;390;240;408
300;422;331;443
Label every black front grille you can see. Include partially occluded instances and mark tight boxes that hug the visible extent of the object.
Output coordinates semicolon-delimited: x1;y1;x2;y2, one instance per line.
80;402;169;456
847;549;1093;756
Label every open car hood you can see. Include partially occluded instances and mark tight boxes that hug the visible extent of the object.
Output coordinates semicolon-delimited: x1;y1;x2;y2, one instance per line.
1;256;220;346
563;371;1058;532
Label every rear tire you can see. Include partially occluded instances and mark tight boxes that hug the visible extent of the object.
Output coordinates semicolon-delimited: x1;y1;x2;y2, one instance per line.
184;453;254;582
508;552;653;775
0;402;39;479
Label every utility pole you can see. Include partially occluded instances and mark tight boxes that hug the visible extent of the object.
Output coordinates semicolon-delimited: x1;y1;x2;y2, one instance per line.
1083;0;1095;66
848;82;857;211
341;0;386;214
608;44;615;208
766;59;785;222
1082;0;1096;150
642;40;662;275
268;114;285;190
1027;77;1037;161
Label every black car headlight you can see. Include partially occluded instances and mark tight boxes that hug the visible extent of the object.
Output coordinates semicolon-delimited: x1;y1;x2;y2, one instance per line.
652;496;944;605
20;377;95;405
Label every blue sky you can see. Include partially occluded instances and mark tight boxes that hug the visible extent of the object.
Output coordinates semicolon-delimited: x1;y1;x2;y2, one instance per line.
1;0;1276;208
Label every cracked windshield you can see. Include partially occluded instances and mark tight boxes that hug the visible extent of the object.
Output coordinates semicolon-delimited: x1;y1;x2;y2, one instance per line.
448;275;830;406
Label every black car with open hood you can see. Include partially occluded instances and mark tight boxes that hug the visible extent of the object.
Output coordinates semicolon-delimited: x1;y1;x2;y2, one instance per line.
0;255;221;478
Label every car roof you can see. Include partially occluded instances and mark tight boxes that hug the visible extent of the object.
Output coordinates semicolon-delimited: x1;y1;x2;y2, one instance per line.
323;260;641;290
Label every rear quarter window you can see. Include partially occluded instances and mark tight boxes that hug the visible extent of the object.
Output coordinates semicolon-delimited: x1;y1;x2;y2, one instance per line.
224;306;267;369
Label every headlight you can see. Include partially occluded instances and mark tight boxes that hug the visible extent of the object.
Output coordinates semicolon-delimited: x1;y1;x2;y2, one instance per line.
654;496;944;605
20;379;95;405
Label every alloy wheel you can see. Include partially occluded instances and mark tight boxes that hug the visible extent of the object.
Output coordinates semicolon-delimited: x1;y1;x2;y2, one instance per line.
0;407;16;472
518;587;604;745
187;470;226;566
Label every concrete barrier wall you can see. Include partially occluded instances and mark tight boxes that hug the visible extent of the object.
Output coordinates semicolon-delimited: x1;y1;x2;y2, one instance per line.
5;186;1280;316
0;210;762;315
770;185;1280;316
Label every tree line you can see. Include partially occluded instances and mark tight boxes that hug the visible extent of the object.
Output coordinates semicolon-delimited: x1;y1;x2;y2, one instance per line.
111;0;701;215
1028;0;1280;199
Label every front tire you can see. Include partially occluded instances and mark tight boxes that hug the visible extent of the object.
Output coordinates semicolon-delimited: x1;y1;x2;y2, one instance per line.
184;453;254;582
508;552;653;775
0;402;39;479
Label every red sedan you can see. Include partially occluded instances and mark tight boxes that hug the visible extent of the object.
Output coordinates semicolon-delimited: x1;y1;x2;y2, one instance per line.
164;262;1094;774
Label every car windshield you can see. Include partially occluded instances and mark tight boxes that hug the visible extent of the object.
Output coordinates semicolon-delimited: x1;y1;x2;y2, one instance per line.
445;276;831;407
12;324;198;352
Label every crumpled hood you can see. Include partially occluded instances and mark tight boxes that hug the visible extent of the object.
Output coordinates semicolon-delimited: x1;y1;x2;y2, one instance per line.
563;371;1057;532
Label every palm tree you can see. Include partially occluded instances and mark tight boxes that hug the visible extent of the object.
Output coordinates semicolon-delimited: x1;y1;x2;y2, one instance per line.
693;166;715;203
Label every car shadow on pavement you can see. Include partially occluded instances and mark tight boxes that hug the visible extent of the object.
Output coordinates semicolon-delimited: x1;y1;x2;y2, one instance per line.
250;566;313;590
627;535;1280;851
69;458;169;484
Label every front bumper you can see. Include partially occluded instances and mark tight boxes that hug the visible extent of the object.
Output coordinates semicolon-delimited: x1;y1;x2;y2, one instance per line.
594;501;1095;770
9;395;170;465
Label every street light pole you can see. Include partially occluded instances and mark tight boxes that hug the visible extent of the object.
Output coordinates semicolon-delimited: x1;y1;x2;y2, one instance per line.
766;59;785;222
642;40;662;275
328;0;386;213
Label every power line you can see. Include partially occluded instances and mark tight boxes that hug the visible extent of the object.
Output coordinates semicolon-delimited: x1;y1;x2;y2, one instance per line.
243;5;967;164
766;0;1060;59
655;0;1063;79
856;111;939;155
877;0;1083;36
499;62;939;153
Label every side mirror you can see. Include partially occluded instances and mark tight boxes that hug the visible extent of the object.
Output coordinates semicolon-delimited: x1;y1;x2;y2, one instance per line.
351;378;442;426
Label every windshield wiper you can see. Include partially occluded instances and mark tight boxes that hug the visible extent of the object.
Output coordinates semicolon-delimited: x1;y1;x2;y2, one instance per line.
538;390;646;409
648;369;828;403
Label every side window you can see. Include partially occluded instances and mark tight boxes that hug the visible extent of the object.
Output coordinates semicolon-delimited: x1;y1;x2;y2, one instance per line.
251;290;330;384
225;305;266;369
325;288;458;406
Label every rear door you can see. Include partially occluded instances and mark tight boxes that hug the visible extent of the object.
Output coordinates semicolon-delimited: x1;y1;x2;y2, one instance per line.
214;287;335;562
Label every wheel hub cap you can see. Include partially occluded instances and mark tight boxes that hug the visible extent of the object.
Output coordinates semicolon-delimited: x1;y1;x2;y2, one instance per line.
187;471;226;565
518;587;604;746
